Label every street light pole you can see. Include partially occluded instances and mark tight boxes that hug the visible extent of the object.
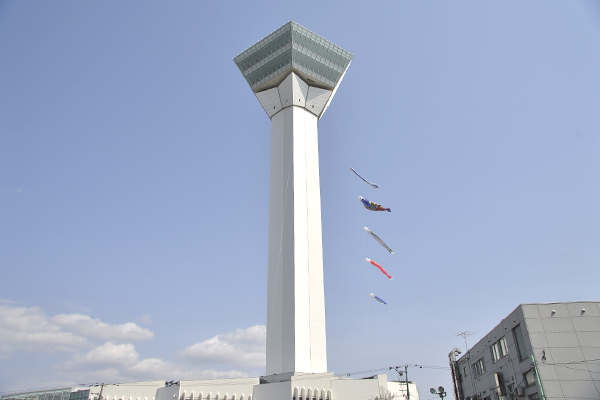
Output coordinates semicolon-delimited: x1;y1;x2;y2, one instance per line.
430;387;447;399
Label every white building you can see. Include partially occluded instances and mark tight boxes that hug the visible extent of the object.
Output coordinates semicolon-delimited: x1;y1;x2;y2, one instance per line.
156;374;418;400
233;20;353;376
449;301;600;400
88;381;165;400
1;376;419;400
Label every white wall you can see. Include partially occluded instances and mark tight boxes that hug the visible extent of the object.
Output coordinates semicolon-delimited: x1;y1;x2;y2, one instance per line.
178;377;259;400
253;381;291;400
254;72;332;119
331;377;383;400
155;386;178;400
89;381;164;400
386;382;419;400
266;105;327;375
82;374;415;400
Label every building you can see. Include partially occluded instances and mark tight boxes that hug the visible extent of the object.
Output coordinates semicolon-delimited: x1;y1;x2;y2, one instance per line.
1;376;419;400
88;381;165;400
449;301;600;400
1;383;165;400
1;388;78;400
0;387;98;400
234;20;353;376
163;374;418;400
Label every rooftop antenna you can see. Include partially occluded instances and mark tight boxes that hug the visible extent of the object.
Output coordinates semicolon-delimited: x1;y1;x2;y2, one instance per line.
453;331;476;352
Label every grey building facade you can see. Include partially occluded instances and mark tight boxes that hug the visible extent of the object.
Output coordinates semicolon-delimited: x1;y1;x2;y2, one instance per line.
449;301;600;400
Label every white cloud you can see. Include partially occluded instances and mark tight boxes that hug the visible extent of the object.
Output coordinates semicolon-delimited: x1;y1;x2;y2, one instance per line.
1;301;262;387
51;313;154;341
0;303;154;357
55;343;249;383
56;342;139;370
179;325;266;369
139;314;154;324
128;358;248;380
0;305;87;355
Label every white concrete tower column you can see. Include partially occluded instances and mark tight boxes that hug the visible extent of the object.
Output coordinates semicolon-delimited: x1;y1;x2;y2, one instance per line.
267;97;326;375
234;21;352;376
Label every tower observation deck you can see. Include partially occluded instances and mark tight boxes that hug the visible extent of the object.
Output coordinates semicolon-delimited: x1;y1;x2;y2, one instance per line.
234;21;353;376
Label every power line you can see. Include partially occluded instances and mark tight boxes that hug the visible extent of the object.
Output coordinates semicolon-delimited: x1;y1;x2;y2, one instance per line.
339;363;451;377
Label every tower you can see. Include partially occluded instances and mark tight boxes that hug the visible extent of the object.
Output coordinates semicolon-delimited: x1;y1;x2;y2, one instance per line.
234;21;353;376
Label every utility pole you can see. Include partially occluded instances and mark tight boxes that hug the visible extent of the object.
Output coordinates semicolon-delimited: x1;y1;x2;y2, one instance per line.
393;366;410;400
405;365;410;400
96;383;104;400
93;382;117;400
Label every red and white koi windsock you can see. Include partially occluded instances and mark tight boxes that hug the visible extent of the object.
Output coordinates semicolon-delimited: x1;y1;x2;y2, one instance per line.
365;258;393;280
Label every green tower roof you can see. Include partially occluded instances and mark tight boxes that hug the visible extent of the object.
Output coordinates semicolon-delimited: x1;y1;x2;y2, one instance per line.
234;21;353;93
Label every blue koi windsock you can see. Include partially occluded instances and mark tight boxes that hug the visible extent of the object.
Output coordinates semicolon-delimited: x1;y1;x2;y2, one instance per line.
359;196;391;212
370;293;388;305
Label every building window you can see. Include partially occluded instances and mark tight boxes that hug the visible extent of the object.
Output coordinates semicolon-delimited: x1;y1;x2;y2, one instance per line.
512;324;528;362
527;394;539;400
472;358;485;378
491;342;501;362
491;336;509;362
499;336;508;356
523;370;535;388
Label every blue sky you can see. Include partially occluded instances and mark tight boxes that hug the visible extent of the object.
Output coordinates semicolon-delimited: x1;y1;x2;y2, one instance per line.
1;1;600;398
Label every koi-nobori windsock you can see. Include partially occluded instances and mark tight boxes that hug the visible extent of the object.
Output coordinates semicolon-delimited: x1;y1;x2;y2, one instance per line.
364;227;394;254
366;258;393;280
370;293;388;305
359;196;391;212
350;168;379;189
